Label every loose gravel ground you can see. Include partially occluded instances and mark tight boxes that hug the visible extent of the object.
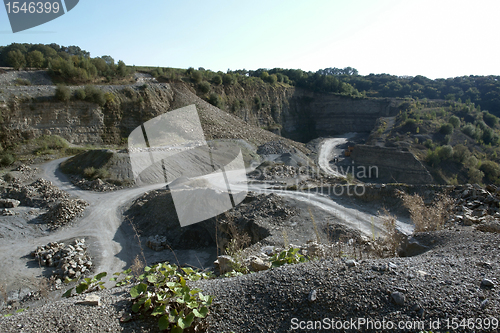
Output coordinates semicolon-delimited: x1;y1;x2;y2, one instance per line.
0;227;498;332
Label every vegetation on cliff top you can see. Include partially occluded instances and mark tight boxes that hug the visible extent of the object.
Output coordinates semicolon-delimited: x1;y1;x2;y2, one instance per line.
371;98;500;185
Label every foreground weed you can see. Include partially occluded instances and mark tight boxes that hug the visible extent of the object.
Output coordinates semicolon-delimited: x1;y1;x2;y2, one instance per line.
270;247;307;267
62;272;107;297
399;191;455;232
130;262;213;332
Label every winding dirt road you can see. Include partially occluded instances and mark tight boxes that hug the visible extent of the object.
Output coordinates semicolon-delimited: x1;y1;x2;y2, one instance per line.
0;145;413;294
317;133;356;178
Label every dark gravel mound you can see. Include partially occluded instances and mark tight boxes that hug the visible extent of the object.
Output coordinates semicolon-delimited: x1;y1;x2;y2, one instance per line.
1;228;498;332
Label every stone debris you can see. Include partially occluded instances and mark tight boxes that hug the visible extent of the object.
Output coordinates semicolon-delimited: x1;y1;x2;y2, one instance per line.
451;184;500;228
249;256;270;272
71;176;121;192
1;208;15;216
44;198;89;230
481;278;495;288
77;295;101;306
31;239;93;280
391;291;405;306
345;259;358;267
6;178;69;208
257;140;297;155
146;235;168;251
308;289;317;302
215;255;236;275
0;198;20;208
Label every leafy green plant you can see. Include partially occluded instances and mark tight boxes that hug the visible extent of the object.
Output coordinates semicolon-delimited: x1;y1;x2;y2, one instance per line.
63;272;107;297
270;247;307;268
110;268;134;287
130;262;213;332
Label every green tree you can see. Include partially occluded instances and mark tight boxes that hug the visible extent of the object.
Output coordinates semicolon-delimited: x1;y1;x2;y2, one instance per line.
440;123;454;135
479;160;500;182
26;50;45;69
212;75;222;85
482;111;498;127
448;115;460;128
198;81;210;94
191;70;203;83
222;74;234;85
468;167;484;184
7;50;26;70
116;60;128;77
437;145;453;160
462;124;476;138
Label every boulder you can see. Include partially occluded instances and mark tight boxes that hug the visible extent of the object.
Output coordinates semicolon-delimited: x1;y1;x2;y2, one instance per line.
250;257;270;272
0;199;20;208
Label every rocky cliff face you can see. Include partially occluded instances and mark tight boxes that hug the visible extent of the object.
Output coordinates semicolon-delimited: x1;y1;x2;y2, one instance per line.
350;145;434;184
280;91;401;142
0;80;403;147
198;83;403;142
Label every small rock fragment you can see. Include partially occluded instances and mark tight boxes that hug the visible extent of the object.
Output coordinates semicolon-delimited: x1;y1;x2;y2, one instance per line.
481;279;495;288
391;291;405;306
308;290;317;302
77;295;100;306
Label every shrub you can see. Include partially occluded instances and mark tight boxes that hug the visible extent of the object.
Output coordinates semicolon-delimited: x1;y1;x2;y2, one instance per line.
74;88;86;100
399;192;454;232
437;145;453;160
0;153;15;166
452;144;470;163
483;111;498;127
462;123;477;138
211;75;222;85
440;123;454;135
14;78;31;86
84;85;106;106
426;149;440;166
222;74;234;86
83;166;96;179
191;70;203;84
479;160;500;183
208;93;222;108
378;208;400;257
198;81;210;94
55;85;71;102
468;167;484;183
464;155;478;168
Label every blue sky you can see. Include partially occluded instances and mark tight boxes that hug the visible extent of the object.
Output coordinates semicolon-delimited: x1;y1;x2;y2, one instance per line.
1;0;499;79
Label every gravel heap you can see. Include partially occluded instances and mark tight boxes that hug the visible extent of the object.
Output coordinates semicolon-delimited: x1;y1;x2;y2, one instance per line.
0;228;498;333
257;140;298;155
3;178;88;230
31;238;93;280
6;178;69;208
70;177;122;192
43;198;89;230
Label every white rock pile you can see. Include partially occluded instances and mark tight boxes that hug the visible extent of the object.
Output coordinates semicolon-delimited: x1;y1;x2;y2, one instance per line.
44;198;89;230
31;239;93;280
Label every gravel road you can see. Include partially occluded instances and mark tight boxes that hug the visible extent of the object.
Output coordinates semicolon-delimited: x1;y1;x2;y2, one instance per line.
0;146;413;294
317;133;356;178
